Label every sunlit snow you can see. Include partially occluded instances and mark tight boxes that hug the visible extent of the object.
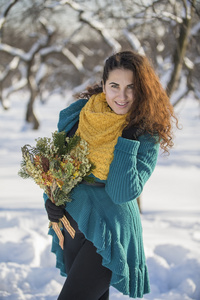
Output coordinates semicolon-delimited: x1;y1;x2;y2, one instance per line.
0;93;200;299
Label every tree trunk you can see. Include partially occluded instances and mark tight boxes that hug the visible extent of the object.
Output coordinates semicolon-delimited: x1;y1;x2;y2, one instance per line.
166;10;193;97
25;75;39;130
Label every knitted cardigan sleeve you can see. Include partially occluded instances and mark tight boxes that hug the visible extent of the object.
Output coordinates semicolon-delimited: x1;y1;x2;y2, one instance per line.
105;134;159;204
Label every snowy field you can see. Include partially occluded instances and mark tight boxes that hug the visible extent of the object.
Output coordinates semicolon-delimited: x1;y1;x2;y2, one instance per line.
0;93;200;300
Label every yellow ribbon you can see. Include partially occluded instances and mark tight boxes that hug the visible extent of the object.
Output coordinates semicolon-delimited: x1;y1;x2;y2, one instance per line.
50;215;75;250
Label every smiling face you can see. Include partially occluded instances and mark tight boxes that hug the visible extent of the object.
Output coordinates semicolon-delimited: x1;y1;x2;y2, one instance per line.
103;68;135;115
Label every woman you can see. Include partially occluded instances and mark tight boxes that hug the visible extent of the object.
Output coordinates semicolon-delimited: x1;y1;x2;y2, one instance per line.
44;50;178;299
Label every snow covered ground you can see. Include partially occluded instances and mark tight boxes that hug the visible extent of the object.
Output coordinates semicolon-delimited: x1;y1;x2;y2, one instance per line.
0;93;200;300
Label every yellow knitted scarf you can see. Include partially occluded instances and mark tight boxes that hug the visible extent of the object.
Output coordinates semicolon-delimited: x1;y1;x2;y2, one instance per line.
76;92;127;180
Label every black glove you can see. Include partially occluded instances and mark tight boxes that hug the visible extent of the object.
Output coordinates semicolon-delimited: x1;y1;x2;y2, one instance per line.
45;198;65;222
122;126;144;140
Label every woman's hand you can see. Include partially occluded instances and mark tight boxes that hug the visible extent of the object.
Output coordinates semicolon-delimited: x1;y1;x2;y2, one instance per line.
122;126;144;140
45;199;65;222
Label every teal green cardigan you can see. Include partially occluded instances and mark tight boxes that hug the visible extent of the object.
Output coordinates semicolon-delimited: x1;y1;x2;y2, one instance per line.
44;99;159;298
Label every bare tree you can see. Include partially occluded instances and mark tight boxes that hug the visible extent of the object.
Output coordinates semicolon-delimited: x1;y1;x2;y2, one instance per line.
165;0;197;100
0;0;199;131
0;0;199;212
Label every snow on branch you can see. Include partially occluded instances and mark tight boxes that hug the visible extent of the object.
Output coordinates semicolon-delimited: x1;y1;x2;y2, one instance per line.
60;0;84;12
0;36;48;62
0;43;26;59
80;15;121;52
0;16;54;61
160;11;183;24
0;0;19;31
62;48;85;72
40;25;82;57
25;36;50;61
3;77;27;100
123;29;145;56
0;56;20;81
61;0;121;52
39;17;55;37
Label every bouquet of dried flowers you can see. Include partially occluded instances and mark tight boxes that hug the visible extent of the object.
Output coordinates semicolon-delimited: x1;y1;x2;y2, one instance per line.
18;131;94;249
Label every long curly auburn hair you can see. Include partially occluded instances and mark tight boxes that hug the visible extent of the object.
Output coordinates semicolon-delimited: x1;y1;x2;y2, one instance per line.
77;50;179;154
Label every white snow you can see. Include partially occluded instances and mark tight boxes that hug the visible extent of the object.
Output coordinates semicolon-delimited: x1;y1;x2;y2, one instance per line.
0;93;200;300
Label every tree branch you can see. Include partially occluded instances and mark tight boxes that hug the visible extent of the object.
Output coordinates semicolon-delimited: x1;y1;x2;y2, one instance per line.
0;0;19;32
61;0;121;52
123;29;145;55
166;1;194;97
0;56;20;81
62;48;85;72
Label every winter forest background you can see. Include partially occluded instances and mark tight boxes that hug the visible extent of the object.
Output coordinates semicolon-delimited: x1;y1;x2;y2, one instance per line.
0;0;200;299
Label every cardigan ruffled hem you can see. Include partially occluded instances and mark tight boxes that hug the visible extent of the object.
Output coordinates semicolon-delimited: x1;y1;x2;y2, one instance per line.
48;188;150;298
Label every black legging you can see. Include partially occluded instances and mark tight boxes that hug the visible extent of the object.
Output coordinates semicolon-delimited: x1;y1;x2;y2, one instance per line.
57;211;112;300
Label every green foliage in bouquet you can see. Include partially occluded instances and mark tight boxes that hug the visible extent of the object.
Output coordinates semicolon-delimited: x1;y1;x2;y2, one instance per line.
19;131;95;206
